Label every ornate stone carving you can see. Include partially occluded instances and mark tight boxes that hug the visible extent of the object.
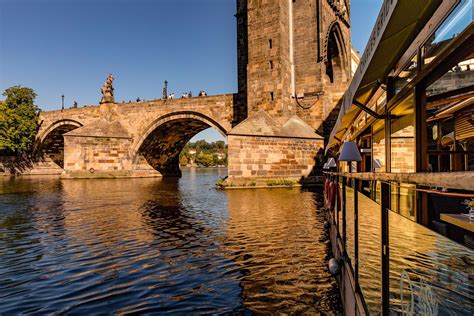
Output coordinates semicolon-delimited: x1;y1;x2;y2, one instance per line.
100;74;115;104
322;20;339;63
327;0;349;26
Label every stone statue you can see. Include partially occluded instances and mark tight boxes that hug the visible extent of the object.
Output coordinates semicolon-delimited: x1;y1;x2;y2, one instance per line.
100;74;115;104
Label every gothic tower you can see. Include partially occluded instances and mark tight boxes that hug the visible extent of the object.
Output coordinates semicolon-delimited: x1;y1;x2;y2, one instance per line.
236;0;351;138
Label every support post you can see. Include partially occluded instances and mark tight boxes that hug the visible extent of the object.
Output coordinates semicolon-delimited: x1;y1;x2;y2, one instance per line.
335;175;339;229
381;181;390;315
342;176;347;260
385;77;394;173
354;178;359;290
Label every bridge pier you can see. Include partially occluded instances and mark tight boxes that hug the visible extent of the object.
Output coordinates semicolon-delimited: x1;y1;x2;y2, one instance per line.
226;111;324;185
155;156;182;177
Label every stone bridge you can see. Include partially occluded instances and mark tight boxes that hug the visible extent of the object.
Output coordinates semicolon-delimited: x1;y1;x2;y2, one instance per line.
35;92;323;180
37;94;236;177
29;0;354;180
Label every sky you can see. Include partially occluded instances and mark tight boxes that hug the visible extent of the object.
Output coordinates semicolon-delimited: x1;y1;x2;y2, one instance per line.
0;0;382;142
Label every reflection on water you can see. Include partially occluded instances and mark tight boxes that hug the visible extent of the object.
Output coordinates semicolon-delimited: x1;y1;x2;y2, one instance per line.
0;168;340;314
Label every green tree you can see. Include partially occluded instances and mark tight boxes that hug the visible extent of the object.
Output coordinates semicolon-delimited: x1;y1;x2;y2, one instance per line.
0;86;39;154
179;153;189;166
195;153;214;167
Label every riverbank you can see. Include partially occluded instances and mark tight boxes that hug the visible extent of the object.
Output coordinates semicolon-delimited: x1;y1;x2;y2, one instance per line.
216;175;323;189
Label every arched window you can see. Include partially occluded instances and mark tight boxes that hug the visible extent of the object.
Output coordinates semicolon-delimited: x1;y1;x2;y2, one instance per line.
324;22;348;84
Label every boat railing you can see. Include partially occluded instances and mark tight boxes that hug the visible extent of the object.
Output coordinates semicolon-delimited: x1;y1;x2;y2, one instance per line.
323;171;474;315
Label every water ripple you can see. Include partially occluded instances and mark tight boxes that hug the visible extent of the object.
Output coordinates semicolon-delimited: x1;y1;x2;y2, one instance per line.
0;170;340;314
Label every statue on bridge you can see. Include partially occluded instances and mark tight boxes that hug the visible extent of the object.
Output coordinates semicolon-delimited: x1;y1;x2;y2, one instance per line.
100;74;115;104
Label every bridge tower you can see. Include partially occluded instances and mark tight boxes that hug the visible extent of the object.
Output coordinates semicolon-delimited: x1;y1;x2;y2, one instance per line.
226;0;352;181
236;0;351;135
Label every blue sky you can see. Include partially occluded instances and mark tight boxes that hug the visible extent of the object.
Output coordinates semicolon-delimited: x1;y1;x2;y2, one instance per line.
0;0;381;142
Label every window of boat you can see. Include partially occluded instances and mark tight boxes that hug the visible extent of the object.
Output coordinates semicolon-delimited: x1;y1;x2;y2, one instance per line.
422;0;473;68
426;54;474;172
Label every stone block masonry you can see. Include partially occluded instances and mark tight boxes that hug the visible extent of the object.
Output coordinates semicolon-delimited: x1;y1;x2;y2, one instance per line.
226;110;324;183
227;135;323;180
64;136;129;176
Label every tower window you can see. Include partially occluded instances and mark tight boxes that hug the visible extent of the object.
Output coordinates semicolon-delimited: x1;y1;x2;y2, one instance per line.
269;39;273;49
270;92;274;101
269;60;273;69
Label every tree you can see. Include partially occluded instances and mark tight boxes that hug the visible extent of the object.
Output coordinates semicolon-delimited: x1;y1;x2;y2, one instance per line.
0;86;39;154
179;153;189;166
195;153;214;167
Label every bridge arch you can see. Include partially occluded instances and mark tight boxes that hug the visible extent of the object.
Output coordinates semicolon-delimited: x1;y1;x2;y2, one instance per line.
38;119;83;143
134;111;228;177
37;119;83;168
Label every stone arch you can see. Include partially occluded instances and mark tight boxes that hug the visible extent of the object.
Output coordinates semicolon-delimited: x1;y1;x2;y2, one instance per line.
38;119;83;143
323;21;348;84
134;111;228;177
37;119;83;168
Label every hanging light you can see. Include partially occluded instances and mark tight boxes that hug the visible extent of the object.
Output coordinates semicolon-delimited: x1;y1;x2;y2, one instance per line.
339;141;362;162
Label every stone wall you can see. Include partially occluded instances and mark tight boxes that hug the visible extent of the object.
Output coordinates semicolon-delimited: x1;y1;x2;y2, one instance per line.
64;135;132;174
227;135;323;180
238;0;351;136
244;0;292;118
63;135;159;178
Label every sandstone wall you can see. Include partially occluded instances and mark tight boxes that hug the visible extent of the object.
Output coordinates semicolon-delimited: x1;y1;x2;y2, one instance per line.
227;135;323;180
238;0;352;136
63;135;159;178
64;135;132;172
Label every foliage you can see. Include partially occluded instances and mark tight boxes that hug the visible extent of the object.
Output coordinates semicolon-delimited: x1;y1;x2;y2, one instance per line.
195;153;215;167
265;179;296;187
179;154;188;166
215;179;226;189
179;139;228;167
0;86;39;154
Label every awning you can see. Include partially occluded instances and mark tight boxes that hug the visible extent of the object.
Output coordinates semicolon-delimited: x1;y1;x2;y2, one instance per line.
327;0;445;152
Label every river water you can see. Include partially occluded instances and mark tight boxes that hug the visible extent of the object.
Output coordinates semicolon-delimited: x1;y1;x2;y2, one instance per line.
0;168;341;314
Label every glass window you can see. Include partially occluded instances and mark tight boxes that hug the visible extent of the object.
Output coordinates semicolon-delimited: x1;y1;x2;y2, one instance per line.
391;183;416;221
388;211;473;314
390;94;415;173
394;54;418;94
426;54;474;172
423;0;473;67
373;120;386;172
357;189;382;314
